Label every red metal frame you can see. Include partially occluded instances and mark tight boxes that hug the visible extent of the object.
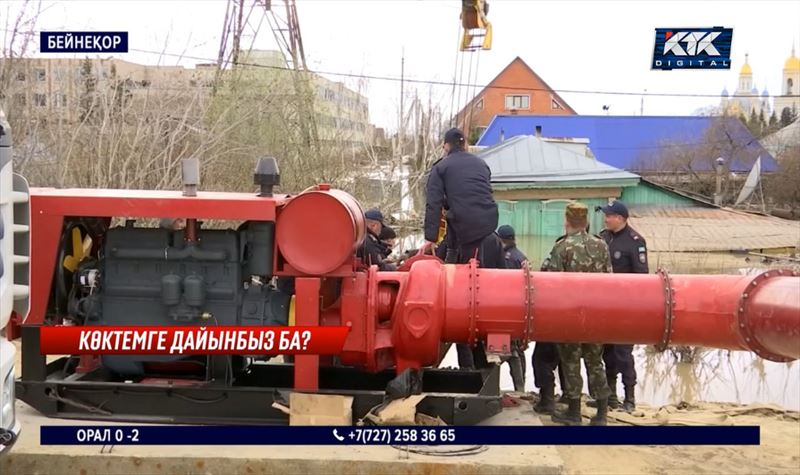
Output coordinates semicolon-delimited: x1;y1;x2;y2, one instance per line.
24;188;286;327
294;277;321;390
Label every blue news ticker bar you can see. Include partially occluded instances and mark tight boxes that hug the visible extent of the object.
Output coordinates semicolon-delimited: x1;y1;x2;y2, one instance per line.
41;425;760;446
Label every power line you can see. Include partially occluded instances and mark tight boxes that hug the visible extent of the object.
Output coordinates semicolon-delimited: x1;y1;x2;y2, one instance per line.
124;47;800;100
4;26;799;99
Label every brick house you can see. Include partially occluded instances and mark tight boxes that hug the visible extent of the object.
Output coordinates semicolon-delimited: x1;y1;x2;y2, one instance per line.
455;57;576;142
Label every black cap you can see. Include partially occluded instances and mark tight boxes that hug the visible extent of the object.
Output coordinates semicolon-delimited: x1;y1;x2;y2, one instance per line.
443;128;466;146
599;200;629;218
497;224;515;240
365;208;384;223
379;225;397;241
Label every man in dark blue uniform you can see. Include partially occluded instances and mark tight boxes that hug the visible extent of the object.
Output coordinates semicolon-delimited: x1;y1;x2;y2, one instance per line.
356;208;396;271
379;225;398;263
497;225;527;269
423;128;504;369
496;224;528;391
598;200;648;412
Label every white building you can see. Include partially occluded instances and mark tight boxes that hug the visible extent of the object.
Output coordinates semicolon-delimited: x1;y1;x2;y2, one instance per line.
774;46;800;117
721;47;800;118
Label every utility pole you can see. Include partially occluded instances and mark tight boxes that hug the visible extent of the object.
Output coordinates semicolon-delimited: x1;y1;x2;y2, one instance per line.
399;48;405;156
232;0;245;66
714;157;725;206
261;0;318;150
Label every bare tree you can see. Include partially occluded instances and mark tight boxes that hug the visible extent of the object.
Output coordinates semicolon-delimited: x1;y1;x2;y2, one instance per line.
633;116;760;203
764;145;800;208
1;4;448;228
0;0;42;81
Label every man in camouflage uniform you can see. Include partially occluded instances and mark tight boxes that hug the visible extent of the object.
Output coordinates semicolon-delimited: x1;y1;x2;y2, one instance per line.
543;202;612;426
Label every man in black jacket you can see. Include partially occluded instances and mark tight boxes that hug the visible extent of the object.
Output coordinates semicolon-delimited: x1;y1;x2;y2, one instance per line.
422;128;500;264
423;128;503;369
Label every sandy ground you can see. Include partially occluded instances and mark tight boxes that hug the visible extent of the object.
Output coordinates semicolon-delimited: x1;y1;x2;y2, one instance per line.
7;396;799;475
8;339;800;475
544;399;800;475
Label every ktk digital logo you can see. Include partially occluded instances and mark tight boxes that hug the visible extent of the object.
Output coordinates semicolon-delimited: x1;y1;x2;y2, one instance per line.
652;27;732;70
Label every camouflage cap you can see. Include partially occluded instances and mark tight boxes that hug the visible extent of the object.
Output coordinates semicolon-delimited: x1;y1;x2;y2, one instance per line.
565;202;589;221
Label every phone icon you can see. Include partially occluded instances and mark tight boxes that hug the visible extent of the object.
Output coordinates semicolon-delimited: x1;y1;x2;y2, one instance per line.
332;429;345;442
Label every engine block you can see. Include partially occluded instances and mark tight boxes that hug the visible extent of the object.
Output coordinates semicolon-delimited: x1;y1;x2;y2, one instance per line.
74;222;290;375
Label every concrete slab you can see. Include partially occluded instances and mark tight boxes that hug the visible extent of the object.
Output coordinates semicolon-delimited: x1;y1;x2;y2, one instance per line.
3;401;564;475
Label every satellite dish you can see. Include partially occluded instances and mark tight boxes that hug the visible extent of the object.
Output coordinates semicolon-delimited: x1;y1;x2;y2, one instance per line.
734;157;762;206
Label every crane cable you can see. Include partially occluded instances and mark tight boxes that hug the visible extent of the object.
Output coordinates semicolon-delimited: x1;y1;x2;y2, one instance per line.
460;50;475;132
451;4;486;137
449;18;463;128
465;46;483;138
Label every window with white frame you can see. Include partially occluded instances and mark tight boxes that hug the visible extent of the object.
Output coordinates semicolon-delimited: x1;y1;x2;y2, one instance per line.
551;98;562;110
505;94;529;110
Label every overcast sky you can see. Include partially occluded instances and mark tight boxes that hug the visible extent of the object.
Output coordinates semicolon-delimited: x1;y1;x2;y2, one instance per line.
3;0;800;130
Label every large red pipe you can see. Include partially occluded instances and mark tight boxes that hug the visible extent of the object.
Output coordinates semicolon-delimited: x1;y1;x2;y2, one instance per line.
22;185;799;378
261;187;797;369
385;259;799;371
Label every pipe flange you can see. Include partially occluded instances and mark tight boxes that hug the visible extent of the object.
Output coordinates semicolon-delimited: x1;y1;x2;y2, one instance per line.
655;268;675;352
467;259;478;346
736;268;798;363
523;262;534;346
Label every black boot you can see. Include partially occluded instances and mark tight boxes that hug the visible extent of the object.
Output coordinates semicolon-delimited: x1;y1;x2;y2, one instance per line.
510;357;525;393
590;398;608;426
608;393;621;409
534;385;556;414
622;386;636;413
551;398;582;426
590;393;619;409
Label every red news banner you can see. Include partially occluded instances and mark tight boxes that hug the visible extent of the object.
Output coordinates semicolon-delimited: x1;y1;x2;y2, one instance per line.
39;326;350;355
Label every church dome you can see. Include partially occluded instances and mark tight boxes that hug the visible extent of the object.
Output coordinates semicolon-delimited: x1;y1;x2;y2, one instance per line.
762;88;769;97
785;52;800;72
740;62;752;75
721;87;729;97
740;53;753;75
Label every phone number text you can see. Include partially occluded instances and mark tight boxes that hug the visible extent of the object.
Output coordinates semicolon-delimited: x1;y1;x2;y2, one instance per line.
351;428;456;445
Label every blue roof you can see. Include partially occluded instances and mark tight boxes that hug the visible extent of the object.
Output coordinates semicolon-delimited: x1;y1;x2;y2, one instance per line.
477;115;777;172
